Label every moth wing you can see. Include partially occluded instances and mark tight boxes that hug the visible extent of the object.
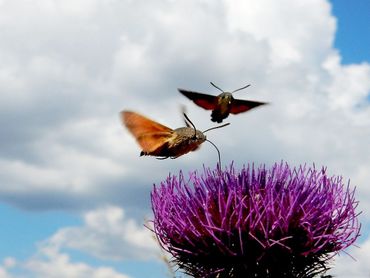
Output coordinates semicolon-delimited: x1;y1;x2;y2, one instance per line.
121;111;174;153
136;132;175;154
178;89;217;110
121;111;172;136
230;99;267;114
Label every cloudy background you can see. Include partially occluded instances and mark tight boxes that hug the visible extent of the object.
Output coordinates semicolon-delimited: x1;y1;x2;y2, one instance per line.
0;0;369;277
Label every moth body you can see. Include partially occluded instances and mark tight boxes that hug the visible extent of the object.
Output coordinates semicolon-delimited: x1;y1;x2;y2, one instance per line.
212;92;234;123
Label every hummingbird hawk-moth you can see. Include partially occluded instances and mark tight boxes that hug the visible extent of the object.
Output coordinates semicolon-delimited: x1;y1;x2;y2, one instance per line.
121;110;229;161
178;82;267;123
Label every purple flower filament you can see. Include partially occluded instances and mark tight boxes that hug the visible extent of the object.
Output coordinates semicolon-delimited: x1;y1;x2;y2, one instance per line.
151;162;360;278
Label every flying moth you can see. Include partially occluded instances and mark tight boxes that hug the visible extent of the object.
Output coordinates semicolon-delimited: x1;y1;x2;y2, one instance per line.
178;82;267;123
121;110;229;163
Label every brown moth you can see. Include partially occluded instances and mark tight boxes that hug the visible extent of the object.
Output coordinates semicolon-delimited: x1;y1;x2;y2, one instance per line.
121;110;229;160
178;82;267;123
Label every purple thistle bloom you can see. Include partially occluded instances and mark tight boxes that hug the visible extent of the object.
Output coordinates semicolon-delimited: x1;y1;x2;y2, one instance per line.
151;162;361;278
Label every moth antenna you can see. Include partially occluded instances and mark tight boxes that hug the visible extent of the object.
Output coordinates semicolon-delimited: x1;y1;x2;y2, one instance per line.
210;82;225;93
203;122;230;133
206;139;222;168
231;84;251;94
183;112;197;137
181;105;191;127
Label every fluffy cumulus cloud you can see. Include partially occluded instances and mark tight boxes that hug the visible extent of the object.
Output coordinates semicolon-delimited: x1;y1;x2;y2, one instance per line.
23;208;156;278
0;206;157;278
25;251;131;278
44;206;158;261
0;258;16;278
330;238;370;277
0;252;131;278
0;0;369;276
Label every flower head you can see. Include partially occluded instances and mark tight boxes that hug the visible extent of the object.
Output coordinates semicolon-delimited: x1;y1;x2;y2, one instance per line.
151;162;360;277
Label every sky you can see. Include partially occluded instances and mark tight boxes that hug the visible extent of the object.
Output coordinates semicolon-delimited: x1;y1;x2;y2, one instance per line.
0;0;369;277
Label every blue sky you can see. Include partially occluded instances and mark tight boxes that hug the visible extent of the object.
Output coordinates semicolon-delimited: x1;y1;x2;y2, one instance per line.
0;0;369;277
331;0;370;64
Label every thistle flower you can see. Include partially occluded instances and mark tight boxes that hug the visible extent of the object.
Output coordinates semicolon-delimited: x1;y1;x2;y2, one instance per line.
151;162;361;278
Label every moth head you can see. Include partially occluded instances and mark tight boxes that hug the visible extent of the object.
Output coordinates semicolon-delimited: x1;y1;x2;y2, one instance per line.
194;129;206;143
182;112;230;167
210;81;251;95
219;92;234;104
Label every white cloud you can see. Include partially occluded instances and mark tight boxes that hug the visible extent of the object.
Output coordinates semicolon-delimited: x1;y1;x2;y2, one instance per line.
0;253;131;278
36;204;159;277
0;206;159;278
25;249;131;278
0;258;16;278
0;113;134;202
45;206;158;261
323;53;370;117
2;259;15;270
0;269;12;278
225;0;336;67
329;237;370;278
0;0;369;233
